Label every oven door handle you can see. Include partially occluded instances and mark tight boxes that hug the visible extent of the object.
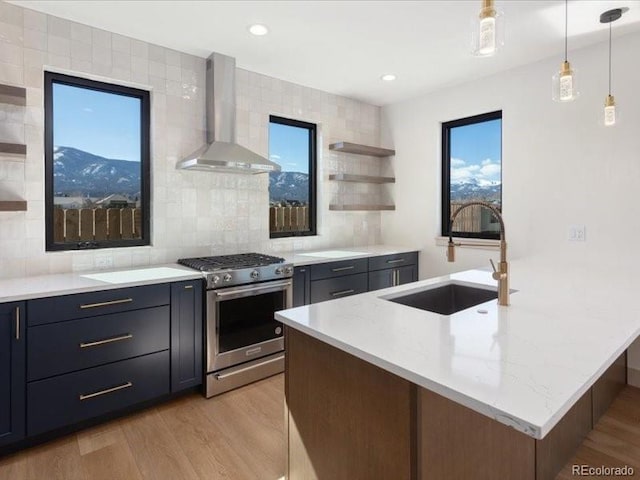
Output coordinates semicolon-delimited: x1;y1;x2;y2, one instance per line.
214;280;292;300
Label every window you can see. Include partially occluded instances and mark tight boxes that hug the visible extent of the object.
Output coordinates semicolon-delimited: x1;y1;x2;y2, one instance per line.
268;115;317;238
44;72;150;251
442;111;502;240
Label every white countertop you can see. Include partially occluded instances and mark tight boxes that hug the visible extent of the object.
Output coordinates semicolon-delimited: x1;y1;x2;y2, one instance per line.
275;259;640;439
283;245;418;266
0;265;203;303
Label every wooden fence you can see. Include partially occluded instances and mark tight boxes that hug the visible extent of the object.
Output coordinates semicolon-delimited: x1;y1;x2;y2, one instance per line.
269;206;309;234
450;202;500;233
53;207;142;242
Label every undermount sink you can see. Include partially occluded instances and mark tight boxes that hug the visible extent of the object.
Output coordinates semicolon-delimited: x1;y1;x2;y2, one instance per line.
384;283;498;315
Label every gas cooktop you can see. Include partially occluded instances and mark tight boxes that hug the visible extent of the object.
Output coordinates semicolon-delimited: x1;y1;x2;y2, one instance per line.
178;253;292;288
178;253;286;272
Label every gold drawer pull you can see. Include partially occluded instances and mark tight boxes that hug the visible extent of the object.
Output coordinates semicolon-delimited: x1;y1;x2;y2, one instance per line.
184;285;193;289
79;333;133;349
331;266;355;272
80;298;133;309
331;289;355;297
15;306;20;340
79;381;133;401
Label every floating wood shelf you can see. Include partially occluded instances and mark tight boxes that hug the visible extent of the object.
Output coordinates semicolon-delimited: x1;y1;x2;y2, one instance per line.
0;84;26;106
329;204;395;211
329;174;395;184
0;200;27;211
329;142;395;157
0;142;27;155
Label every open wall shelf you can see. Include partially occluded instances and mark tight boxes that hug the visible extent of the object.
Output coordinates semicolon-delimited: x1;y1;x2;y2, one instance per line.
0;84;28;157
0;200;27;212
329;174;395;184
0;84;26;106
0;142;27;156
329;142;395;157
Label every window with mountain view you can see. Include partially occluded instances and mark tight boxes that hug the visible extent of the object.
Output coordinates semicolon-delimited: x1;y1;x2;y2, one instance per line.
268;116;317;238
442;111;502;240
44;72;150;251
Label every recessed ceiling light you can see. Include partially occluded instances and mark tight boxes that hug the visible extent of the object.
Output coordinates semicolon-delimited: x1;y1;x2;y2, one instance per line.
381;74;396;82
248;24;269;36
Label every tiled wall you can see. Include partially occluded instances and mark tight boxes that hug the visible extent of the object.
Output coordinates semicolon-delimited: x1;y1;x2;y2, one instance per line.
0;1;385;279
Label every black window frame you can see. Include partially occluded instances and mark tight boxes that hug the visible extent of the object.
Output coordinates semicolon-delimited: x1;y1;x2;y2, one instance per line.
268;115;317;239
44;71;151;251
441;110;502;240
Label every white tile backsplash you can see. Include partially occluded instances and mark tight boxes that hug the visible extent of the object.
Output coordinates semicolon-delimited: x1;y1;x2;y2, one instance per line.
0;0;385;279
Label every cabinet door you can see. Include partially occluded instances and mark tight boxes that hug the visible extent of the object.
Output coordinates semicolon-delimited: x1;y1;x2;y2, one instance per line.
397;265;418;285
369;265;417;292
170;281;203;392
293;266;311;307
0;302;25;447
368;269;395;291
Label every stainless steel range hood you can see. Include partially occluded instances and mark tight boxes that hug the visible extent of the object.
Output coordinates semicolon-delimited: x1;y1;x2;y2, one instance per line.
176;52;280;174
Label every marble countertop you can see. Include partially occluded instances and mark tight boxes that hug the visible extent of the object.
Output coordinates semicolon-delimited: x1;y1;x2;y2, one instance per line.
283;245;418;266
275;259;640;439
0;265;203;303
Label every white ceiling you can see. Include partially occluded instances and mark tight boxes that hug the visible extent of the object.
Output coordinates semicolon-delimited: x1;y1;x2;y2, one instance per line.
10;0;640;106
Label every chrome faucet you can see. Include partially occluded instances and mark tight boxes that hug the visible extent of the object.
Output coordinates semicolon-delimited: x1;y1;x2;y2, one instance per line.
447;201;509;306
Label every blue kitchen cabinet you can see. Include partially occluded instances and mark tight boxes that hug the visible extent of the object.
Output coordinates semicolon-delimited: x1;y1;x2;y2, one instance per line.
170;280;203;392
0;302;25;447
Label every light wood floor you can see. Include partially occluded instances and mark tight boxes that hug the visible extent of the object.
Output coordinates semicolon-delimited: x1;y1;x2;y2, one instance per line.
3;375;640;480
556;385;640;479
0;374;285;480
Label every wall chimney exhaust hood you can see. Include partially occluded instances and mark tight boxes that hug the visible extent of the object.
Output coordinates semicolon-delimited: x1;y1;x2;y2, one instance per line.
176;52;280;174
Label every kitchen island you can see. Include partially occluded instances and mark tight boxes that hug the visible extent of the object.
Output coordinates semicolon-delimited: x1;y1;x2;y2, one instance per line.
275;259;635;479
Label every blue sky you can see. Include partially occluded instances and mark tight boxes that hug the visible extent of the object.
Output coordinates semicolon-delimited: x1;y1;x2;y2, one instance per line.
268;122;309;174
53;83;141;162
450;118;501;186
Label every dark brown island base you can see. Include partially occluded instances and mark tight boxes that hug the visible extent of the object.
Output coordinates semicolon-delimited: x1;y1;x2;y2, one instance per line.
284;327;626;480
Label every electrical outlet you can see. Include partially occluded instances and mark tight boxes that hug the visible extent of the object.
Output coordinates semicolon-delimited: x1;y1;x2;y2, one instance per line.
568;225;586;242
95;256;113;269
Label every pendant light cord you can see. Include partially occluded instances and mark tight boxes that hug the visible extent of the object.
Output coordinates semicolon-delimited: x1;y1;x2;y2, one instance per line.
608;22;612;95
564;0;568;61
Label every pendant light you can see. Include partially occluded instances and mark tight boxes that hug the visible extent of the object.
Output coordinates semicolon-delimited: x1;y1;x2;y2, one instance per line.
552;0;578;102
600;8;627;127
471;0;504;57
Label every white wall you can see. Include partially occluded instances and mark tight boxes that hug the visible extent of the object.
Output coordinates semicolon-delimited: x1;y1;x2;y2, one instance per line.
381;30;640;279
380;30;640;378
0;1;383;279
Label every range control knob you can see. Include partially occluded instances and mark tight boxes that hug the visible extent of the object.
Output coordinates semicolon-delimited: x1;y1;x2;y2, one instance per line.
223;273;232;282
250;270;259;279
275;267;284;275
284;266;293;275
212;275;220;285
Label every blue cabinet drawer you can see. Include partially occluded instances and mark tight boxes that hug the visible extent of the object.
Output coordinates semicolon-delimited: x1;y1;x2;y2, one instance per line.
309;258;368;281
310;273;368;304
27;350;169;436
28;284;170;326
368;252;418;272
27;306;170;382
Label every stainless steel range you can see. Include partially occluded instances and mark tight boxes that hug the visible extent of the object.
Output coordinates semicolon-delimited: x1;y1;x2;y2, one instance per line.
178;253;292;397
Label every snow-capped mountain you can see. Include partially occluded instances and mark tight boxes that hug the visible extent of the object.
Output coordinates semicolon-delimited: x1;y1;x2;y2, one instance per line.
52;146;141;197
450;179;501;202
269;171;309;204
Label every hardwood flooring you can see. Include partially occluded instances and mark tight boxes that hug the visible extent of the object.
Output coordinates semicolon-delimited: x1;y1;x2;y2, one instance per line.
556;386;640;479
0;374;285;480
3;374;640;480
